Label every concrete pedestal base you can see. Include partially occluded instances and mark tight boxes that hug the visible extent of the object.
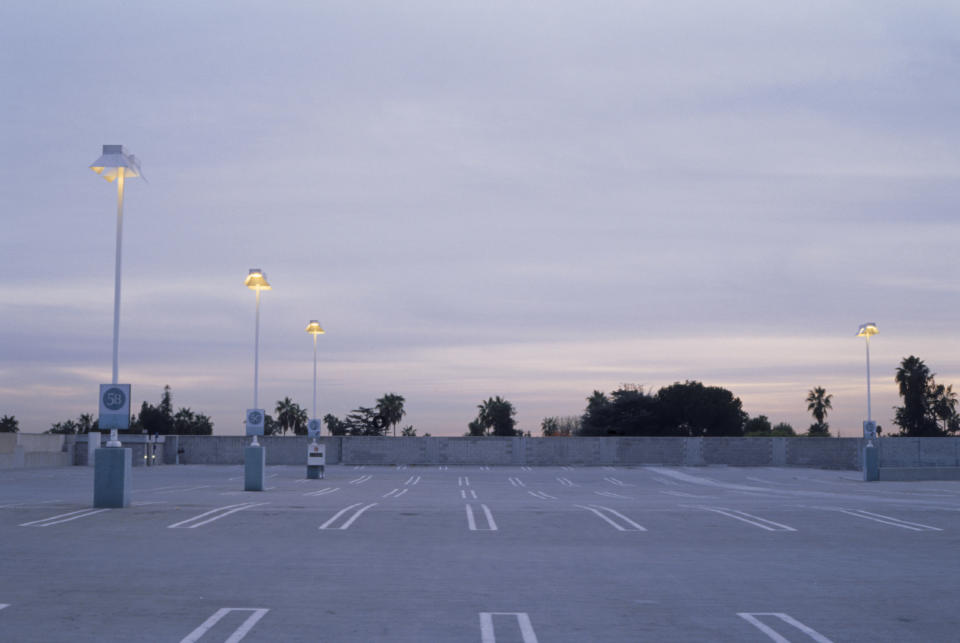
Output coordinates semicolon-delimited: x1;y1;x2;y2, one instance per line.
245;446;266;491
863;442;879;481
94;447;131;508
307;465;324;479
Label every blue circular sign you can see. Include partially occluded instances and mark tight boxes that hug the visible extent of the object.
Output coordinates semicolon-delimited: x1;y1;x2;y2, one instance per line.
247;410;264;425
102;387;127;411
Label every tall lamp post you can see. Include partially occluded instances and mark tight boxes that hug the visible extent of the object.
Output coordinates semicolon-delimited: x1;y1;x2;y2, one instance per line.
306;320;326;436
857;322;879;438
90;145;142;448
245;269;271;437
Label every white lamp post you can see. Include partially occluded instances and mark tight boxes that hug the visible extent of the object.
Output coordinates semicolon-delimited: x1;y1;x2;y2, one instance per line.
305;320;325;435
90;145;142;447
857;322;879;437
245;269;271;439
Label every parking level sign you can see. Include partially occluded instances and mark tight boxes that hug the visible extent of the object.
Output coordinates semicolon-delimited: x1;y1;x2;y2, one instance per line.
246;409;265;435
99;384;131;429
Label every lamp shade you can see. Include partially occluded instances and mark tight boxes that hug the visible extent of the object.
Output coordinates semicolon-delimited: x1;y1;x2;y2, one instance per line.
306;320;325;335
857;323;878;338
90;144;143;182
245;269;271;290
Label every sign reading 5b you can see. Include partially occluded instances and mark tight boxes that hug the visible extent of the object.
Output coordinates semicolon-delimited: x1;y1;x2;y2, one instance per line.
99;384;131;429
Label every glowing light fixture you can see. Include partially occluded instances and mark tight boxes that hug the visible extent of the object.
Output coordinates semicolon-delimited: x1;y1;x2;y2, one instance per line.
90;145;143;447
245;269;271;290
857;322;879;434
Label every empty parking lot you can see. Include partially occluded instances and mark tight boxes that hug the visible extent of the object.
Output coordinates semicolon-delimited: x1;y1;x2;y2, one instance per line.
1;464;958;641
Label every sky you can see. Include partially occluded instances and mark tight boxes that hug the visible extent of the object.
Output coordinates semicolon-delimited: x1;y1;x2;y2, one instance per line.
3;1;960;437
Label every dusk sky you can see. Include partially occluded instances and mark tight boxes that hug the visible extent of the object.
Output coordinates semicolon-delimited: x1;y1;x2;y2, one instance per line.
3;1;960;437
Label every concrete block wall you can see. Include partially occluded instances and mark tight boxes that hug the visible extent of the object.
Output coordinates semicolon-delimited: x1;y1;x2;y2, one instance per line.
0;433;71;469
877;438;960;468
176;436;343;465
787;438;861;470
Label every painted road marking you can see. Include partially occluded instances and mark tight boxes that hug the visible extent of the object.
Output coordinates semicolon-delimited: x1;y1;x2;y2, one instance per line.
396;465;408;470
660;490;708;499
651;476;678;486
459;476;471;486
382;488;409;499
0;604;9;611
319;503;378;530
694;506;797;531
604;477;632;487
561;466;574;471
466;504;498;531
151;485;212;495
508;477;526;487
520;466;532;472
352;466;365;470
349;475;373;485
461;489;478;499
19;508;111;527
576;504;646;531
603;466;616;471
405;475;422;486
595;491;630;499
528;490;557;500
439;465;448;471
479;466;491;471
738;612;834;643
168;503;267;529
181;607;269;643
556;477;578;487
304;487;340;497
837;509;942;531
479;612;538;643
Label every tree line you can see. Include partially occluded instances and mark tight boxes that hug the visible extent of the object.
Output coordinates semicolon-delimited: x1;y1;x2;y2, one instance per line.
2;355;957;437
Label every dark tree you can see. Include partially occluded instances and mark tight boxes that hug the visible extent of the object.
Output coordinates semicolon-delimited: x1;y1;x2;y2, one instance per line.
0;415;19;433
173;408;214;435
275;397;308;436
323;413;348;436
744;415;772;436
376;393;406;437
475;396;517;436
346;406;387;436
655;381;746;437
894;356;948;436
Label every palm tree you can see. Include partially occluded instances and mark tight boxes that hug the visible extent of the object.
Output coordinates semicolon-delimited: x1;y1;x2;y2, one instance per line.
931;383;958;434
894;355;940;436
275;397;307;436
806;387;832;436
477;396;517;436
806;387;832;425
376;393;406;437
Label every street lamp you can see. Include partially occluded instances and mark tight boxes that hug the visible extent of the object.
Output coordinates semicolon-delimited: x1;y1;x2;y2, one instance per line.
857;322;879;438
90;145;142;447
306;320;325;436
245;269;271;437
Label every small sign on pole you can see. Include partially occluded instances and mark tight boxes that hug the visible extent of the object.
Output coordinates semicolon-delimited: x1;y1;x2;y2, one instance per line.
307;418;322;438
246;409;265;436
99;384;131;429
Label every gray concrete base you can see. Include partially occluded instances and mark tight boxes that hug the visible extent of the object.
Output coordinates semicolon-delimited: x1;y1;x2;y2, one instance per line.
879;467;960;481
244;446;265;491
94;447;131;508
863;443;879;481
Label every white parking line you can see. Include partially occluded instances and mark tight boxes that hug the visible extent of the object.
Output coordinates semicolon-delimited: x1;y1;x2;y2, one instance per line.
439;465;448;471
528;491;557;500
594;491;630;499
352;466;365;470
508;477;526;487
520;466;532;472
660;490;707;498
466;504;498;531
151;485;212;495
556;477;578;487
349;475;373;485
0;603;9;611
604;477;632;487
319;503;378;530
561;466;573;471
461;489;478;500
382;488;409;499
304;487;340;497
576;504;646;531
405;476;421;486
694;506;797;532
738;612;834;643
181;607;269;643
396;465;408;470
837;509;942;532
479;466;491;471
459;476;471;486
168;503;267;529
603;466;616;471
479;612;538;643
19;508;111;527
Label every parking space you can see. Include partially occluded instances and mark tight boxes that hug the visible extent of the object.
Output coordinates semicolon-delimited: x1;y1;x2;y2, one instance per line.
2;464;959;640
